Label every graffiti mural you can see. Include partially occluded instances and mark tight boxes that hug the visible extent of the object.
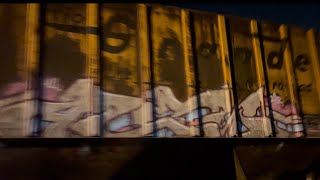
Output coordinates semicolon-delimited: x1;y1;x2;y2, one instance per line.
0;81;304;137
101;4;144;137
290;27;320;115
300;29;320;136
228;17;270;137
192;13;235;137
0;4;35;137
194;13;224;92
0;4;318;138
260;22;304;137
65;82;304;137
38;4;95;137
150;5;198;136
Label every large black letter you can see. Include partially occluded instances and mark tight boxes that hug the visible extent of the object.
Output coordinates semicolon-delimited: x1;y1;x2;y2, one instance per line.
103;14;135;54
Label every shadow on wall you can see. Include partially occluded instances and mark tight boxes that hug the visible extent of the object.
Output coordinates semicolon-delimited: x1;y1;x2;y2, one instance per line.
44;34;86;90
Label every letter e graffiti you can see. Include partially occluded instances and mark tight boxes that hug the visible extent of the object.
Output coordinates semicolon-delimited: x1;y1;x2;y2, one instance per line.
103;14;135;54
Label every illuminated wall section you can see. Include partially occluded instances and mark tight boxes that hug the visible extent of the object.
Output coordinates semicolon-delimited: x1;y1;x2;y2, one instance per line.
149;5;198;137
227;17;269;137
101;4;145;137
289;27;320;115
86;4;100;137
260;22;304;137
191;12;235;137
0;4;38;137
136;4;153;137
40;4;96;137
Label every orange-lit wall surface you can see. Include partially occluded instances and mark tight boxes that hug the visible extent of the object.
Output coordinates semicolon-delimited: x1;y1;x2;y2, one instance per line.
0;4;319;138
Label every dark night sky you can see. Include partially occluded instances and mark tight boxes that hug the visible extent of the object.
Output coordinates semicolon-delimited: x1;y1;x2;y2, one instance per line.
172;3;320;30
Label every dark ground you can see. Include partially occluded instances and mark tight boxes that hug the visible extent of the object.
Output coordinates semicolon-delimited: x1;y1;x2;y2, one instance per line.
0;139;320;179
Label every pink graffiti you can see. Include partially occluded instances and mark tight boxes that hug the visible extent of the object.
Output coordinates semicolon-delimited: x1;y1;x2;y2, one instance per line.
290;132;304;138
0;82;26;98
0;78;63;101
264;93;298;117
42;87;61;102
